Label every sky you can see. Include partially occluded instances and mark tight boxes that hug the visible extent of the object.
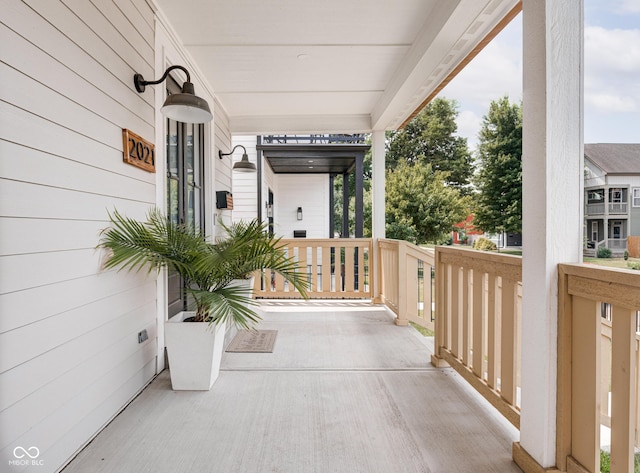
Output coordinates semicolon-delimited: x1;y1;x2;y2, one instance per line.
439;0;640;151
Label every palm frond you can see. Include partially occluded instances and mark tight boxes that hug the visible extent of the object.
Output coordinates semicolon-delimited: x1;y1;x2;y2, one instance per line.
99;209;309;329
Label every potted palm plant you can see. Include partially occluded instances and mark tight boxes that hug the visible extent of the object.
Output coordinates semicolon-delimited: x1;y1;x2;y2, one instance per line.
98;209;307;390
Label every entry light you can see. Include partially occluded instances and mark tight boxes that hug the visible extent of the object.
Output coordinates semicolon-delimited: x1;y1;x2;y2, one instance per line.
218;145;257;173
134;65;212;123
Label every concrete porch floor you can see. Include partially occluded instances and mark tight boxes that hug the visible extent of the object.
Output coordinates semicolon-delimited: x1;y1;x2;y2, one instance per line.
63;301;521;473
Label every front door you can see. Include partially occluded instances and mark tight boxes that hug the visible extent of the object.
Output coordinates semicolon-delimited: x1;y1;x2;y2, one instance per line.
612;223;621;239
166;77;205;317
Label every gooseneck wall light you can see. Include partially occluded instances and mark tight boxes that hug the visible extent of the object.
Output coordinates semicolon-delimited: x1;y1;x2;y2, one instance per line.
134;65;213;123
218;145;257;173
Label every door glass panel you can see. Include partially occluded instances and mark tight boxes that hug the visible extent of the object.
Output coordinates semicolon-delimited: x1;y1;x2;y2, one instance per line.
167;118;179;224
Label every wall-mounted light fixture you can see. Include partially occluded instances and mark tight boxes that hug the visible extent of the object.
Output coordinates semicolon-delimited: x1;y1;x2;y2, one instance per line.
265;202;273;218
297;207;303;221
218;145;257;173
134;65;212;123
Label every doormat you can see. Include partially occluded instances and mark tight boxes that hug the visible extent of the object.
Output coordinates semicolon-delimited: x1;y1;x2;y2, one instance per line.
226;330;278;353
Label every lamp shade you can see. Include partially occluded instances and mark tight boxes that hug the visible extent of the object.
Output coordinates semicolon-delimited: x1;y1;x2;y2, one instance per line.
161;85;212;123
232;153;257;173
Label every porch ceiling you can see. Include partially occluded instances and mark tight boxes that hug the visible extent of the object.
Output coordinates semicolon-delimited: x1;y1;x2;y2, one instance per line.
152;0;521;134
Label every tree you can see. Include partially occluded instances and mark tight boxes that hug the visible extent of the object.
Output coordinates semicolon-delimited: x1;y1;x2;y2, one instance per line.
385;161;470;244
473;96;522;234
386;97;473;191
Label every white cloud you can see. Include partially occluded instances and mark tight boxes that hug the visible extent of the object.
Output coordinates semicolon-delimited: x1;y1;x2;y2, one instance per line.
619;0;640;14
585;26;640;74
456;110;483;149
584;26;640;114
586;93;637;113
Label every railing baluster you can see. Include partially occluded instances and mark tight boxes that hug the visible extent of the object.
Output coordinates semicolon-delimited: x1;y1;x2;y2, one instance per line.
461;267;470;365
486;273;497;389
500;278;517;405
450;264;460;358
322;245;331;294
571;295;601;473
345;243;355;293
472;269;484;379
610;305;637;473
600;320;612;428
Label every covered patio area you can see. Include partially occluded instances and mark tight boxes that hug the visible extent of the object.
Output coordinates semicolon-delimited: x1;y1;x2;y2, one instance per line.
63;301;520;473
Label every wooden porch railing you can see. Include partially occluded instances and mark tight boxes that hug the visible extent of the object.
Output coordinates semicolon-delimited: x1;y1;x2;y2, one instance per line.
430;246;523;429
377;239;435;328
252;238;372;299
557;264;640;473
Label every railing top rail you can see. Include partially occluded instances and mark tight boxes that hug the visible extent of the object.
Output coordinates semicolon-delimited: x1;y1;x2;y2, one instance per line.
378;238;435;262
278;238;372;246
436;246;522;280
559;263;640;309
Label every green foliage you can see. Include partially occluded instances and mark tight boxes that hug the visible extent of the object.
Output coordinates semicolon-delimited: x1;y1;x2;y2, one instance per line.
600;449;610;473
385;161;470;244
628;261;640;270
624;250;629;260
597;246;612;258
473;237;497;251
473;96;523;234
99;209;308;327
386;97;473;192
600;449;640;473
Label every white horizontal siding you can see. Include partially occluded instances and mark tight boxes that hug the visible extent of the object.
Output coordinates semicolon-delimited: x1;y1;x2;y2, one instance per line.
214;98;233;232
232;135;258;223
275;174;329;239
0;0;158;471
0;271;152;333
2;0;154;128
608;176;640;187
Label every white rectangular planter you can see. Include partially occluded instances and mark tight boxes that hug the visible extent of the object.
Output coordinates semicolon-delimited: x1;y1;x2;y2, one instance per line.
164;311;227;390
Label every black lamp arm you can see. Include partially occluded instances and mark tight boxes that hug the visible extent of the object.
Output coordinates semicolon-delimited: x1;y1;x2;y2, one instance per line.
218;145;247;159
134;65;191;93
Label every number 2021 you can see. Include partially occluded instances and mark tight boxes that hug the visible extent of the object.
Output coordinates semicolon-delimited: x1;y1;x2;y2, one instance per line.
128;137;155;166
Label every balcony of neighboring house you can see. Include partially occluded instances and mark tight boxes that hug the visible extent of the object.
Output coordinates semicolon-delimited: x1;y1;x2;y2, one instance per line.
63;241;640;473
586;189;606;216
585;187;630;216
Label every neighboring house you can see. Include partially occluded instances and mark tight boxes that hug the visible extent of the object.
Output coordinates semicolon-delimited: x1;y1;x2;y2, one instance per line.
452;214;483;245
584;143;640;256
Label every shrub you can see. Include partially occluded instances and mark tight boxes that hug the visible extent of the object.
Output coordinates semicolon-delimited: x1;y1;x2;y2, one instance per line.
628;261;640;271
473;237;497;251
600;450;610;473
597;246;612;258
624;250;629;260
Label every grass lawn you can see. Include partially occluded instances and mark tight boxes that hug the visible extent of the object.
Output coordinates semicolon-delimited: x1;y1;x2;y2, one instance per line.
584;256;640;269
409;321;434;337
497;249;522;256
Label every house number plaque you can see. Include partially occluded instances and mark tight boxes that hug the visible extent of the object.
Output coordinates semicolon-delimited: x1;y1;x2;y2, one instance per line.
122;129;155;173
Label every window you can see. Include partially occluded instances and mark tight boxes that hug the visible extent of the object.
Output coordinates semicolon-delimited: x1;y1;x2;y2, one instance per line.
633;188;640;207
166;76;206;316
610;188;622;203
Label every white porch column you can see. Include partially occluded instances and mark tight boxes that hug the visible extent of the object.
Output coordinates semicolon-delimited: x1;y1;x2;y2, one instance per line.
372;130;386;301
519;0;583;468
372;130;386;240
